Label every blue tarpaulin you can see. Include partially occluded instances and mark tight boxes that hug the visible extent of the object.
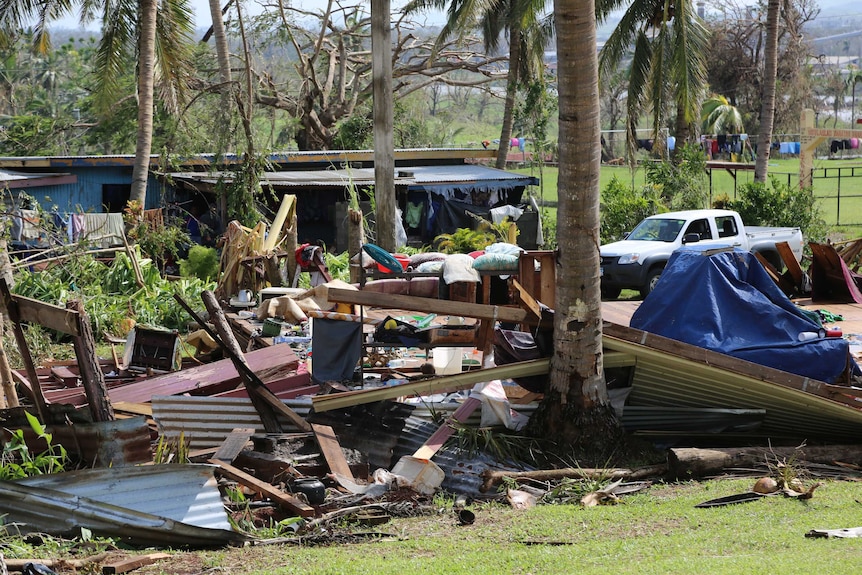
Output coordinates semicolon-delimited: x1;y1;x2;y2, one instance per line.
630;246;853;383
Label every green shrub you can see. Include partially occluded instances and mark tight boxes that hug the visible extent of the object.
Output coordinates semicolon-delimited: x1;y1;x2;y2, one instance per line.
600;176;664;244
644;144;709;210
179;245;220;281
727;177;828;242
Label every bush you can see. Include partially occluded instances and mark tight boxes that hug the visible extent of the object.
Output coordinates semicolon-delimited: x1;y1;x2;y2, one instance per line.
727;177;827;243
179;245;220;281
600;176;664;244
644;144;709;210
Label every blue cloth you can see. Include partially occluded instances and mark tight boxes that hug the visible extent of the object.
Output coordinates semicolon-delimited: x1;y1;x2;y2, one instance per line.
667;136;676;151
630;247;853;383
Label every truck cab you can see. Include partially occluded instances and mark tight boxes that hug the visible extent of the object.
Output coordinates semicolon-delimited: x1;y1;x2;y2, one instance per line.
599;209;800;299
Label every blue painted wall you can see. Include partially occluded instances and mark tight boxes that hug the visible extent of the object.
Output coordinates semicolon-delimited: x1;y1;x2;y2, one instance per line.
20;166;165;213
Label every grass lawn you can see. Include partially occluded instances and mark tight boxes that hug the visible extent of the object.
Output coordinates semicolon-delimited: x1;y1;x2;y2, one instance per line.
514;157;862;232
125;477;862;574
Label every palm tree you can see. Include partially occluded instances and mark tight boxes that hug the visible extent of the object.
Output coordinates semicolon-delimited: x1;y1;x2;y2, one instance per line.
701;94;744;135
527;0;622;454
754;0;779;183
598;0;710;161
846;69;862;128
0;0;194;208
405;0;554;168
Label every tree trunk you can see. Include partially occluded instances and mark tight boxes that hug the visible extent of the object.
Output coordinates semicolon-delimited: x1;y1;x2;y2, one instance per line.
672;99;691;161
129;0;159;208
668;445;862;479
754;0;780;183
495;25;522;169
372;0;396;251
208;0;233;226
527;0;622;461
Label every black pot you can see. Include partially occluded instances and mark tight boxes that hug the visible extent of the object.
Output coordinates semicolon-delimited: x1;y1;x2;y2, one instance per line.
292;477;326;504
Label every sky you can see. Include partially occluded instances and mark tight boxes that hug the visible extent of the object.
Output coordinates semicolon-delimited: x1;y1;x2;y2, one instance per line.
46;0;445;31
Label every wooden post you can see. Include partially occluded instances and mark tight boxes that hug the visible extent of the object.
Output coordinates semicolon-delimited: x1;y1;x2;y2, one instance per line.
0;315;17;408
285;213;298;287
348;208;365;284
372;0;396;251
200;290;284;433
0;279;48;422
0;241;19;407
67;300;114;422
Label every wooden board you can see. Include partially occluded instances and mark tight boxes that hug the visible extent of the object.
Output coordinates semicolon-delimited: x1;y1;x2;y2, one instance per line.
326;287;534;324
102;553;172;574
311;423;355;481
207;459;315;517
212;427;256;463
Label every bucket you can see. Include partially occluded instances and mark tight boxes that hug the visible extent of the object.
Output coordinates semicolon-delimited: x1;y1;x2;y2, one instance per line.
432;347;463;375
377;253;410;273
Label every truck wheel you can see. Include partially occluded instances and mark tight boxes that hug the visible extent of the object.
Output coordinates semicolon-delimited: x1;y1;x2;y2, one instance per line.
640;267;664;299
601;286;622;300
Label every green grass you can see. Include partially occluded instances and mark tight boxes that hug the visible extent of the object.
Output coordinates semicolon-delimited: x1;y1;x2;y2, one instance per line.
515;157;862;230
135;477;862;574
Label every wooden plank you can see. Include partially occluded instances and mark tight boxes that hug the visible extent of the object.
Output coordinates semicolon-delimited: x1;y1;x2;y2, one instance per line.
68;299;114;422
3;292;81;336
776;241;805;285
311;423;354;481
312;359;550;412
1;279;48;421
102;553;172;574
207;459;316;517
510;279;542;321
212;427;256;463
326;287;533;324
412;397;481;460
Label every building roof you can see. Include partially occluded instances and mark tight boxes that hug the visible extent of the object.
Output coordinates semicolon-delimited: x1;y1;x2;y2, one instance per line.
168;164;539;190
0;168;76;188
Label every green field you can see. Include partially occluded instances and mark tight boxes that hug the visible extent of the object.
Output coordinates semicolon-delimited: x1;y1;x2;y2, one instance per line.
515;157;862;232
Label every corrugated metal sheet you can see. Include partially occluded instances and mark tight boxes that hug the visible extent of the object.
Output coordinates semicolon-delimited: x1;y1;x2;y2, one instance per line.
0;148;494;169
391;414;521;499
170;164;538;190
19;465;231;530
152;395;412;472
604;333;862;441
152;395;312;449
3;465;249;547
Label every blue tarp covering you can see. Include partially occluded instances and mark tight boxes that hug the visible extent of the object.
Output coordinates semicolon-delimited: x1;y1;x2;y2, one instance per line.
630;246;853;383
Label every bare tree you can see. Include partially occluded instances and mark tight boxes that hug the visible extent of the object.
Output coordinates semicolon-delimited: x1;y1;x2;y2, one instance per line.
251;3;507;150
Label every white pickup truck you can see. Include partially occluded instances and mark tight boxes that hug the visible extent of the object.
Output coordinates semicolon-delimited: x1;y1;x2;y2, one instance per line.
599;209;804;299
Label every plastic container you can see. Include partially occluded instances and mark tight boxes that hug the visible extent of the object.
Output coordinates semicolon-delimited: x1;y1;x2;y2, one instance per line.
432;347;464;375
377;253;411;273
390;456;444;495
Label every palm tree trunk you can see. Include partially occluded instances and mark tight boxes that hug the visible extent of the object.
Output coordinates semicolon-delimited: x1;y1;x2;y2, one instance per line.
208;0;233;226
495;25;521;169
129;0;158;207
528;0;621;457
754;0;780;183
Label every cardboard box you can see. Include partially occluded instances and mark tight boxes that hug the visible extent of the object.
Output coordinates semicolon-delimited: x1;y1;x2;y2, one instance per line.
425;325;478;345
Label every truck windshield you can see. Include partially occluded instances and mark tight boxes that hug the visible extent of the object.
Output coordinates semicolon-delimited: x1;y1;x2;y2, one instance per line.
627;218;686;242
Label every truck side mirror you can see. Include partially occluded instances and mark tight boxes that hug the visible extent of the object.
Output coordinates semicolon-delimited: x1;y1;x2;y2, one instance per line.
682;233;701;244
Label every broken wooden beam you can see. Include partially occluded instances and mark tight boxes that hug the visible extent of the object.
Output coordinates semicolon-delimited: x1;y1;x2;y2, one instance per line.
311;423;355;482
207;459;315;517
412;396;481;460
101;552;172;574
212;427;256;463
68;299;115;422
326;287;536;324
311;359;550;412
180;292;312;433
